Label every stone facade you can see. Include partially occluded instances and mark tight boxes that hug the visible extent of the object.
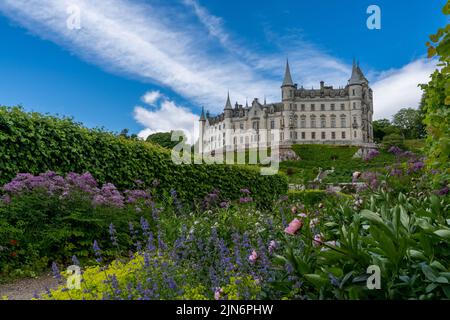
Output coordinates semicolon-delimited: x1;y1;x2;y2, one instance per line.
199;59;374;153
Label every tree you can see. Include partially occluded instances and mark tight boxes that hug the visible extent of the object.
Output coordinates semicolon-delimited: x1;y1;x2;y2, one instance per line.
146;131;187;149
392;108;422;139
373;119;392;142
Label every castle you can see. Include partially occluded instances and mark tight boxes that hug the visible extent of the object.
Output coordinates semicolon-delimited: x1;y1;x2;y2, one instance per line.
199;59;374;153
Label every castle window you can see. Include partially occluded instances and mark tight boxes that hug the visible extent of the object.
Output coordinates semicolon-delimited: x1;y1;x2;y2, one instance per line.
280;132;284;141
353;102;356;109
321;132;326;139
312;132;316;139
354;131;357;138
301;132;305;139
331;104;335;111
321;104;325;111
270;120;275;129
341;104;345;110
332;132;336;140
311;104;315;111
353;116;357;124
342;132;346;139
300;116;306;128
331;115;336;128
352;89;356;96
310;115;316;128
320;115;326;128
233;137;237;145
223;124;226;129
252;121;259;130
301;104;305;111
294;104;298;111
340;115;347;128
240;123;244;130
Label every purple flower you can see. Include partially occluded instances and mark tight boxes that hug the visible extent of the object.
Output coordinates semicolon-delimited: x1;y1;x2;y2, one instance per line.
435;186;449;196
93;240;102;263
51;262;61;280
109;223;118;247
388;146;402;155
240;188;251;194
239;197;253;203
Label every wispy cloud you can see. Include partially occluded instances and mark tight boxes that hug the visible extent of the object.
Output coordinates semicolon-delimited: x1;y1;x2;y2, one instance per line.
0;0;355;114
371;58;437;120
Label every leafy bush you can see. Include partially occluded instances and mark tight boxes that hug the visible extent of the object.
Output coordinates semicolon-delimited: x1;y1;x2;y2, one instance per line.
382;133;405;149
0;106;287;206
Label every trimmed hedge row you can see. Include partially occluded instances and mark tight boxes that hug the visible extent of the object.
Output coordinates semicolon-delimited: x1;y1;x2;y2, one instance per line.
0;107;288;205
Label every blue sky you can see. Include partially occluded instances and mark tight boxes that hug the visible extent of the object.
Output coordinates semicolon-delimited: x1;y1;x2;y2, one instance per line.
0;0;447;141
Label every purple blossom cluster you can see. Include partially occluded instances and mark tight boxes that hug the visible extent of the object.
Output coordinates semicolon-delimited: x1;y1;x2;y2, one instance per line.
363;149;380;161
1;171;152;209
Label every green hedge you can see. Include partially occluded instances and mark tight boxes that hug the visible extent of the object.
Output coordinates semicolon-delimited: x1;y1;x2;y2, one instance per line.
0;106;287;205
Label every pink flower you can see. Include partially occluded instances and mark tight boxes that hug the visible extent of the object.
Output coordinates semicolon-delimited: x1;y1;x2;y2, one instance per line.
284;219;303;235
309;218;319;229
268;240;277;254
248;250;258;263
313;234;323;247
214;288;223;300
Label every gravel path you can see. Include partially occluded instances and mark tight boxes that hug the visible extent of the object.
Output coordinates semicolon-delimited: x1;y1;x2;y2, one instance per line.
0;273;61;300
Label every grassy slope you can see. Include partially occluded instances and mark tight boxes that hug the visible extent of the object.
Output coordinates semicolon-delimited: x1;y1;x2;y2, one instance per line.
280;144;396;184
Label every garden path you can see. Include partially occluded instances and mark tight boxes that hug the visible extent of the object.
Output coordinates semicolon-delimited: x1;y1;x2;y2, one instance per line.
0;273;59;300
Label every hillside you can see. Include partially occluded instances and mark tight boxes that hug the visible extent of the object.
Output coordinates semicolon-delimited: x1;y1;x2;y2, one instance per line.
280;144;398;184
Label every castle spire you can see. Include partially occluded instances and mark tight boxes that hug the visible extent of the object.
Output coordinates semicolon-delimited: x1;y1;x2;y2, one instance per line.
199;106;206;121
348;59;367;85
224;91;232;110
282;59;294;87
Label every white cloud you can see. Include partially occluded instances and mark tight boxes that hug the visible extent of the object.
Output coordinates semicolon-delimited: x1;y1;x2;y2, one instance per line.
371;58;437;120
141;90;161;105
134;94;198;144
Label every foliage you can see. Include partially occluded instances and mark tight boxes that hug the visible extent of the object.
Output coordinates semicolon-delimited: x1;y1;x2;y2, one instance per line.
382;133;405;149
146;131;187;150
421;1;450;181
392;108;424;140
0;106;287;207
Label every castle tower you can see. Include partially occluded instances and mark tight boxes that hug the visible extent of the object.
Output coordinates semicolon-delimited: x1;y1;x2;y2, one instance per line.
281;59;295;102
348;60;370;143
223;92;233;150
199;106;206;153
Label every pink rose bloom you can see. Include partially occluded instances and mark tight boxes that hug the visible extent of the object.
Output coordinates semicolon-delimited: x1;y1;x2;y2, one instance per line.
284;218;303;235
313;234;323;247
248;250;258;263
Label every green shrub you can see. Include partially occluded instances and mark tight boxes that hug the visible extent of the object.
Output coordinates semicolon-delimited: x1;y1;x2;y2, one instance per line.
0;106;287;206
382;133;405;149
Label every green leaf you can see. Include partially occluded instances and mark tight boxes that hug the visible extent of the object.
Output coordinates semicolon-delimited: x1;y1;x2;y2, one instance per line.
304;274;329;288
434;229;450;239
360;209;384;224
